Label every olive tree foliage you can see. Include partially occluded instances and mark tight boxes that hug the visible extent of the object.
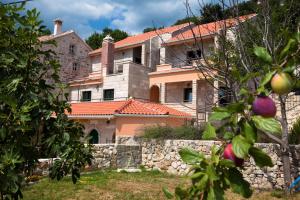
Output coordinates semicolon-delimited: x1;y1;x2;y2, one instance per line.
0;3;93;199
163;0;300;199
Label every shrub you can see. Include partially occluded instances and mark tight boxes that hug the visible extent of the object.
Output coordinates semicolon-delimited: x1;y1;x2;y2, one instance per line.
142;125;202;140
289;118;300;144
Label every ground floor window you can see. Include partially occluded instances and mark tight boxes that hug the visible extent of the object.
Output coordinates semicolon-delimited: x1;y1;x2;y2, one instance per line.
89;129;99;144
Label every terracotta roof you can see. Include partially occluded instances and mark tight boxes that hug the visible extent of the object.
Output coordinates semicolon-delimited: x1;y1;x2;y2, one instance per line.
165;14;256;44
89;23;190;55
68;99;191;118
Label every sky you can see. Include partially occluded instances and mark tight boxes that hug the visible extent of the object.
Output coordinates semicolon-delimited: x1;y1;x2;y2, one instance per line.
3;0;213;39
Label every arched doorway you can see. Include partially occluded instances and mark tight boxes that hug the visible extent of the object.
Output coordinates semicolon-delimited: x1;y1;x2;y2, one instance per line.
89;129;99;144
150;85;160;103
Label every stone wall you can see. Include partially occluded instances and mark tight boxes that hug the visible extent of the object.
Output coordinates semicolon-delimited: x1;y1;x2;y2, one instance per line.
141;140;300;189
34;140;300;189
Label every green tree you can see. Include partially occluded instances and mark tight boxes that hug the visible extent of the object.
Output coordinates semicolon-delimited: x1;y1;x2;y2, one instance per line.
143;26;164;33
86;28;128;49
0;3;93;199
200;3;224;23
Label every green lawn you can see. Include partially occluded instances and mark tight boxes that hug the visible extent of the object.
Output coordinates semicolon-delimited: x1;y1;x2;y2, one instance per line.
23;170;300;200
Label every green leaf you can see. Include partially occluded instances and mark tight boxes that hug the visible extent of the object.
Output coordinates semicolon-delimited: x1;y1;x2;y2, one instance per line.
254;46;272;63
242;121;257;144
228;168;252;198
232;135;251;158
280;38;297;59
207;187;216;200
227;102;245;113
163;187;174;199
259;71;276;88
202;123;216;140
206;164;219;181
195;174;209;190
249;147;273;167
252;116;281;134
209;111;231;121
224;132;234;140
219;159;235;168
179;148;204;164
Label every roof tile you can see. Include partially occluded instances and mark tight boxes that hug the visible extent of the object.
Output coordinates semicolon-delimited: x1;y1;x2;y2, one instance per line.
68;99;191;117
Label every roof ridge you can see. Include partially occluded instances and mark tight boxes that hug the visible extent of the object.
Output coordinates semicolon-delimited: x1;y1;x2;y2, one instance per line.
136;101;169;115
114;99;133;113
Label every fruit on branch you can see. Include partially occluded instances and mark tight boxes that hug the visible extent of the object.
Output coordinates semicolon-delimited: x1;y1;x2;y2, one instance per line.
252;95;277;117
223;144;244;167
271;72;293;95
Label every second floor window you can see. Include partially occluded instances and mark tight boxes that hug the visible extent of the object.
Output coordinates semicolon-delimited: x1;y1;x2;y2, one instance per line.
186;49;202;64
184;88;192;102
69;44;76;55
72;62;78;71
103;89;114;101
81;91;91;102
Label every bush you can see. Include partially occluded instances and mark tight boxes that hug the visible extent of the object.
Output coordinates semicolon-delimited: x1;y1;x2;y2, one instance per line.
142;125;202;140
289;118;300;144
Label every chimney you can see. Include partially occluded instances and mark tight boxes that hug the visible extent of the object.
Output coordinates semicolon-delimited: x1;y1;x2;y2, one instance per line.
101;35;114;75
53;18;63;35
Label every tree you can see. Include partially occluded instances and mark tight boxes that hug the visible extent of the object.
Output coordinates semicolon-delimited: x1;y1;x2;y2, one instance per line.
173;1;256;26
199;3;224;23
163;0;300;199
173;16;200;25
86;28;128;49
143;26;164;33
0;3;93;199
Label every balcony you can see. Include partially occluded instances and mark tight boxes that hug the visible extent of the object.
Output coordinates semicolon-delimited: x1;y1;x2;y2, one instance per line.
69;71;103;87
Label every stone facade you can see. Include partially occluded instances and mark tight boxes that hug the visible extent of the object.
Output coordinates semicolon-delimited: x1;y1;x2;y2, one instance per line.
41;31;92;83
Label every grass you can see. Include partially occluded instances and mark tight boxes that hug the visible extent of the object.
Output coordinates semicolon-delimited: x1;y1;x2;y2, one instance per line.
23;170;300;200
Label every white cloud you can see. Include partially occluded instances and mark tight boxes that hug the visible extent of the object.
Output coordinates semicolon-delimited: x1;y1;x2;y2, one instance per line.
25;0;209;38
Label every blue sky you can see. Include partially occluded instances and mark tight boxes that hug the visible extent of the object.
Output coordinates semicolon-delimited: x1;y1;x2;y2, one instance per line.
3;0;215;39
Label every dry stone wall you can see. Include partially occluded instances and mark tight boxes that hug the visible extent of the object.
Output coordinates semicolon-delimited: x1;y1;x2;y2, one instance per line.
141;140;300;189
34;140;300;189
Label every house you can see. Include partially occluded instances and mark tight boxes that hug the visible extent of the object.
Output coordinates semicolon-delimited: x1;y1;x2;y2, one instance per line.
67;14;300;144
66;15;257;143
39;19;92;84
67;99;191;143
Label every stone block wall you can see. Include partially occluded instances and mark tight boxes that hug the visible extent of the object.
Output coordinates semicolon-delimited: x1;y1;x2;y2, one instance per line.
141;140;300;189
34;140;300;189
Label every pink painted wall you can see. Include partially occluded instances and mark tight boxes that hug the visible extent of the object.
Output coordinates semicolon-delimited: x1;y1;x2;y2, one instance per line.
115;116;186;136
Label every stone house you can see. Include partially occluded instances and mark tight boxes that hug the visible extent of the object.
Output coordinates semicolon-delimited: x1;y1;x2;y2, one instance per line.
39;19;92;84
66;14;300;143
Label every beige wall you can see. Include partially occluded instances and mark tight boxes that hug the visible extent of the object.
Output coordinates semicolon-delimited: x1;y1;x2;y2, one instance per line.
164;39;214;67
115;117;186;136
78;119;116;144
128;63;151;100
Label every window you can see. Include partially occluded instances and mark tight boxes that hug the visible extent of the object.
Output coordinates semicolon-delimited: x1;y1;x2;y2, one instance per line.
104;89;114;101
72;62;78;71
219;87;231;106
69;44;76;55
133;46;142;64
117;64;123;73
81;91;91;102
184;88;192;102
186;49;202;64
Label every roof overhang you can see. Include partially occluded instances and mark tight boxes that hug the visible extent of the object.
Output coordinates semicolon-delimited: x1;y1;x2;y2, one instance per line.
115;113;193;119
68;115;115;119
